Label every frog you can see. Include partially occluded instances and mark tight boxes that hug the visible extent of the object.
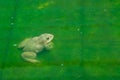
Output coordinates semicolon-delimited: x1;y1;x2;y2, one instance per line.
18;33;54;63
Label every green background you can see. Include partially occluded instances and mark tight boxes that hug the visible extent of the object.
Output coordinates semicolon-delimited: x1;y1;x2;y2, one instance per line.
0;0;120;79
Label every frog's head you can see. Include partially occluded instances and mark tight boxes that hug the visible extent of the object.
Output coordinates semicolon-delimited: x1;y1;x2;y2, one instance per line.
39;33;54;44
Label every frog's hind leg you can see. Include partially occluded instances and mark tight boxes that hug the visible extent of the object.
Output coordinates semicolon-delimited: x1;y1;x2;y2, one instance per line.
21;52;39;63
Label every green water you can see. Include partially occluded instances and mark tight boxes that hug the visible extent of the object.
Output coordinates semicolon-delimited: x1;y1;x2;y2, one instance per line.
0;0;120;79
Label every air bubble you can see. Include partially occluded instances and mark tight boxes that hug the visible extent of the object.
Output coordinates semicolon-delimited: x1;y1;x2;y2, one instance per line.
11;17;14;19
10;23;14;25
61;64;64;66
77;28;80;31
13;44;17;47
80;32;83;34
104;9;107;12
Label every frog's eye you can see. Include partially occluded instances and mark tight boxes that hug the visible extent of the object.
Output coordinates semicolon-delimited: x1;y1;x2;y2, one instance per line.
46;37;49;40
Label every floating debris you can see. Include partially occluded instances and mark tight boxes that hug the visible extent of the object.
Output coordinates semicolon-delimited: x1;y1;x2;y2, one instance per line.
38;1;54;10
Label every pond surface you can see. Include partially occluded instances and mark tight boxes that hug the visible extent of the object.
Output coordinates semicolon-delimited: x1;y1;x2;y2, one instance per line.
0;0;120;79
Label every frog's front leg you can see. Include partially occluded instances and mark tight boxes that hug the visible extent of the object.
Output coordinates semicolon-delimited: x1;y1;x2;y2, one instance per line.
45;42;54;50
21;52;39;63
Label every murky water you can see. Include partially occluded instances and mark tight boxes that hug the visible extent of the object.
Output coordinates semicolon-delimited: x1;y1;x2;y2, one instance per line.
0;0;120;79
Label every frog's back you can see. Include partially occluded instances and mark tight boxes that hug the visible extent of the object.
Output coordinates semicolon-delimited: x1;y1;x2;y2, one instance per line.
18;38;31;48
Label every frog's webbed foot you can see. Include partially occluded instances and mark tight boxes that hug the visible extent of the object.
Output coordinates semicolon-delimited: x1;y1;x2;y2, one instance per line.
21;52;40;63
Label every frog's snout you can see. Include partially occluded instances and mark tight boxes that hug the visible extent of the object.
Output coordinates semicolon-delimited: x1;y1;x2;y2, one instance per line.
47;34;54;42
50;34;54;40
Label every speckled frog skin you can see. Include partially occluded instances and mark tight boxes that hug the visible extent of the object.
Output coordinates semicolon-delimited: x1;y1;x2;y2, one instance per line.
18;33;54;63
